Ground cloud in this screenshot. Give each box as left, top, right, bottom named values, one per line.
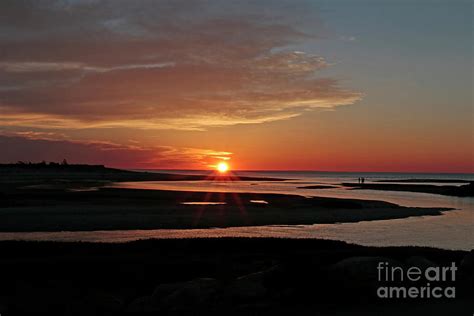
left=0, top=61, right=174, bottom=73
left=0, top=0, right=361, bottom=130
left=0, top=132, right=231, bottom=168
left=340, top=35, right=357, bottom=42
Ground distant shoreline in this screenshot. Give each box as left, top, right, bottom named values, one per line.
left=0, top=163, right=285, bottom=186
left=374, top=179, right=472, bottom=183
left=340, top=182, right=474, bottom=197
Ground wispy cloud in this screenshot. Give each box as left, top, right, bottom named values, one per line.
left=340, top=35, right=357, bottom=42
left=0, top=0, right=361, bottom=131
left=0, top=61, right=174, bottom=73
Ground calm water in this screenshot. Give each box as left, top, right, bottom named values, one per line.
left=1, top=171, right=473, bottom=250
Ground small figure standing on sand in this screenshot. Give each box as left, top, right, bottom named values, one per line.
left=358, top=177, right=361, bottom=184
left=361, top=177, right=365, bottom=184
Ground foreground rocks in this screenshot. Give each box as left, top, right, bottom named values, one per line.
left=0, top=238, right=472, bottom=315
left=128, top=269, right=275, bottom=313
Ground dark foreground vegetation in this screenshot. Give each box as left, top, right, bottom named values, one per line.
left=0, top=238, right=472, bottom=315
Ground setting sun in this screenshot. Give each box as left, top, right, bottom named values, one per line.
left=217, top=162, right=229, bottom=173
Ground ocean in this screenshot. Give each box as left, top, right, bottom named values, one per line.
left=1, top=171, right=473, bottom=250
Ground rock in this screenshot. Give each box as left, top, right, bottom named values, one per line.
left=128, top=278, right=219, bottom=312
left=331, top=256, right=398, bottom=281
left=159, top=278, right=219, bottom=311
left=126, top=296, right=151, bottom=313
left=226, top=271, right=267, bottom=300
left=329, top=256, right=402, bottom=297
left=405, top=256, right=438, bottom=270
left=83, top=291, right=123, bottom=313
left=460, top=250, right=474, bottom=274
left=221, top=265, right=287, bottom=301
left=151, top=281, right=186, bottom=303
left=126, top=282, right=185, bottom=312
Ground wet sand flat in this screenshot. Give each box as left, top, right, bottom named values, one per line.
left=0, top=186, right=452, bottom=232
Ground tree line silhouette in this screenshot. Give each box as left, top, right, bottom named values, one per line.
left=0, top=160, right=106, bottom=170
left=13, top=159, right=69, bottom=166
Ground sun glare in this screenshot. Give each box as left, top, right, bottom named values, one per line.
left=217, top=162, right=229, bottom=173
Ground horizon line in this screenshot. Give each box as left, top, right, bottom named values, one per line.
left=131, top=168, right=474, bottom=175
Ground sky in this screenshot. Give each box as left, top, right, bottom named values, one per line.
left=0, top=0, right=472, bottom=172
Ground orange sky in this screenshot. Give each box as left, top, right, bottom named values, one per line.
left=0, top=1, right=472, bottom=173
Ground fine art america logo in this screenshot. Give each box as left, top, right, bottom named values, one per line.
left=376, top=261, right=457, bottom=299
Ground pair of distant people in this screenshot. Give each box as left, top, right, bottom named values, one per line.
left=358, top=177, right=365, bottom=184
